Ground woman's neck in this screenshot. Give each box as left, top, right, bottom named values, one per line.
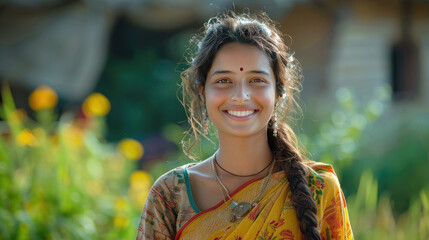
left=215, top=131, right=273, bottom=176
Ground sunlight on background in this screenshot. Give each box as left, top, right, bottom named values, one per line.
left=1, top=0, right=429, bottom=239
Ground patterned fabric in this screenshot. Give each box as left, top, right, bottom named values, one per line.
left=136, top=162, right=353, bottom=240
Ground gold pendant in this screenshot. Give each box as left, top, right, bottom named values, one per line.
left=231, top=202, right=251, bottom=219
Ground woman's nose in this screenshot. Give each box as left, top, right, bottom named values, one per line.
left=231, top=82, right=250, bottom=102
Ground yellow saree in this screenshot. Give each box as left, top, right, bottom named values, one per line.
left=136, top=162, right=353, bottom=240
left=176, top=162, right=353, bottom=240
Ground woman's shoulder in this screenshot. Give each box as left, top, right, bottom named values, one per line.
left=304, top=160, right=342, bottom=204
left=151, top=163, right=196, bottom=191
left=146, top=163, right=198, bottom=215
left=304, top=160, right=338, bottom=180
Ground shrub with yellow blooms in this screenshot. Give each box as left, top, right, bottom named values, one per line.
left=0, top=85, right=151, bottom=240
left=2, top=80, right=427, bottom=240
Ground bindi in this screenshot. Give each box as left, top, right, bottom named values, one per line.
left=240, top=67, right=243, bottom=71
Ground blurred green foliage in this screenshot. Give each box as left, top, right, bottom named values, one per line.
left=348, top=171, right=429, bottom=239
left=302, top=86, right=392, bottom=172
left=1, top=19, right=428, bottom=239
left=94, top=21, right=192, bottom=141
left=342, top=109, right=429, bottom=213
left=0, top=86, right=147, bottom=239
left=1, top=80, right=429, bottom=239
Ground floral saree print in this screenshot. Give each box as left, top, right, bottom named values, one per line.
left=137, top=162, right=353, bottom=240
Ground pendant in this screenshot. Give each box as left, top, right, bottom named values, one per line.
left=231, top=202, right=251, bottom=219
left=229, top=200, right=239, bottom=210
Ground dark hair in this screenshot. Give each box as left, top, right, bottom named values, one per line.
left=180, top=11, right=321, bottom=240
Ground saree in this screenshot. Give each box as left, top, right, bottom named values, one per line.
left=137, top=162, right=353, bottom=240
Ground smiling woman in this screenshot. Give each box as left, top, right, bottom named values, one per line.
left=137, top=11, right=353, bottom=240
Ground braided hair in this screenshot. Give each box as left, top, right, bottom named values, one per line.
left=180, top=11, right=321, bottom=240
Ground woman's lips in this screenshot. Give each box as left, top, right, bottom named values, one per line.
left=223, top=110, right=259, bottom=120
left=227, top=110, right=255, bottom=117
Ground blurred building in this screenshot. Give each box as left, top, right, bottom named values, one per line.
left=0, top=0, right=293, bottom=102
left=1, top=0, right=428, bottom=163
left=1, top=0, right=428, bottom=102
left=283, top=0, right=428, bottom=104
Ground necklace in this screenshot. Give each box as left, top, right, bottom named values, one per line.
left=211, top=154, right=275, bottom=222
left=215, top=156, right=273, bottom=177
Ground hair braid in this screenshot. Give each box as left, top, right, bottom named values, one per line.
left=287, top=160, right=321, bottom=240
left=269, top=123, right=321, bottom=240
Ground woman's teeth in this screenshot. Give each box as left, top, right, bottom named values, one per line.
left=227, top=110, right=255, bottom=117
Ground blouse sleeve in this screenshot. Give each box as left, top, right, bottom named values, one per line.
left=136, top=177, right=177, bottom=240
left=317, top=169, right=354, bottom=240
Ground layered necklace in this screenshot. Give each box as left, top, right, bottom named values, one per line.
left=211, top=154, right=275, bottom=222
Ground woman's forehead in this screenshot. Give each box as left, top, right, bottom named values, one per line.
left=209, top=42, right=272, bottom=74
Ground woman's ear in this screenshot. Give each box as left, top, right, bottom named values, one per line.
left=276, top=86, right=287, bottom=102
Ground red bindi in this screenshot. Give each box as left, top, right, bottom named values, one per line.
left=240, top=67, right=243, bottom=71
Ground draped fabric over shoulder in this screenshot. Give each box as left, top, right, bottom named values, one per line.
left=136, top=162, right=353, bottom=240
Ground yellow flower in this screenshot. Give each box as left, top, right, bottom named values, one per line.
left=16, top=129, right=38, bottom=146
left=115, top=197, right=130, bottom=212
left=113, top=214, right=129, bottom=228
left=28, top=86, right=58, bottom=111
left=118, top=138, right=144, bottom=160
left=82, top=93, right=110, bottom=117
left=129, top=170, right=152, bottom=209
left=129, top=170, right=152, bottom=190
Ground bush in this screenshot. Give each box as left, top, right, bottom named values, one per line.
left=0, top=85, right=148, bottom=240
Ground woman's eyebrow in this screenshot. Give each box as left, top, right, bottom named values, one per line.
left=248, top=70, right=270, bottom=75
left=210, top=70, right=234, bottom=77
left=210, top=69, right=270, bottom=77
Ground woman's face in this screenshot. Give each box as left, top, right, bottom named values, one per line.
left=204, top=42, right=276, bottom=138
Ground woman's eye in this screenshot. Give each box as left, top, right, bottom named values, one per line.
left=216, top=79, right=230, bottom=83
left=251, top=78, right=265, bottom=83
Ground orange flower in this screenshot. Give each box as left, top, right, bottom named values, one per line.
left=82, top=93, right=110, bottom=117
left=118, top=138, right=144, bottom=161
left=28, top=86, right=58, bottom=111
